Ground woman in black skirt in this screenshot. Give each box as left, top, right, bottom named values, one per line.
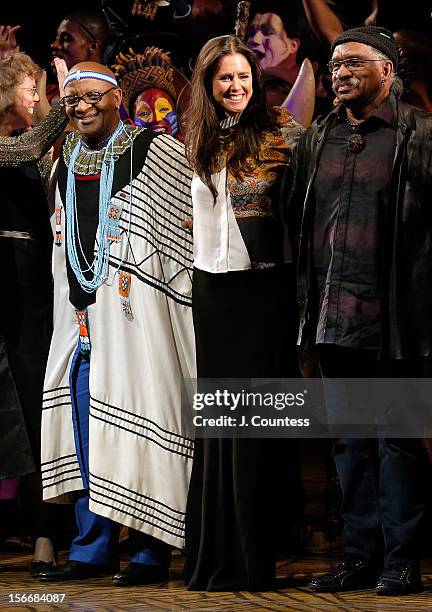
left=183, top=34, right=305, bottom=591
left=0, top=52, right=68, bottom=574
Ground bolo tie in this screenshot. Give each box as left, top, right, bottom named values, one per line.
left=346, top=119, right=366, bottom=154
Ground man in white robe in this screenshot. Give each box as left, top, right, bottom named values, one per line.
left=38, top=62, right=195, bottom=586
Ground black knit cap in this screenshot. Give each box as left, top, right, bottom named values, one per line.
left=331, top=26, right=398, bottom=68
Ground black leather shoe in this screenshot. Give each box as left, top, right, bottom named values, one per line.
left=29, top=560, right=55, bottom=578
left=375, top=563, right=423, bottom=596
left=309, top=555, right=379, bottom=592
left=112, top=562, right=168, bottom=587
left=37, top=560, right=115, bottom=582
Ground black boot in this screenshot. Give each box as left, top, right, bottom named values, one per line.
left=309, top=555, right=379, bottom=592
left=375, top=563, right=423, bottom=595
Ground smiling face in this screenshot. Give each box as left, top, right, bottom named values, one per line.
left=51, top=20, right=93, bottom=70
left=331, top=41, right=387, bottom=109
left=64, top=77, right=122, bottom=145
left=133, top=87, right=177, bottom=134
left=247, top=12, right=298, bottom=70
left=13, top=74, right=39, bottom=130
left=212, top=52, right=253, bottom=116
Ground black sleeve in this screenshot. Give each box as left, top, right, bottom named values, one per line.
left=281, top=130, right=308, bottom=262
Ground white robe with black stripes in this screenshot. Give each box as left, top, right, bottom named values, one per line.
left=41, top=132, right=195, bottom=549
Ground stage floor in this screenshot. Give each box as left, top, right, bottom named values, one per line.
left=1, top=550, right=432, bottom=610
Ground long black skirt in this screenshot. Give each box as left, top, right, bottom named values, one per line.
left=0, top=281, right=52, bottom=479
left=184, top=265, right=303, bottom=591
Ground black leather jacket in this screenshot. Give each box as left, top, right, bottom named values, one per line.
left=289, top=98, right=432, bottom=359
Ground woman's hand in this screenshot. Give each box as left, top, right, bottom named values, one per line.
left=54, top=57, right=68, bottom=99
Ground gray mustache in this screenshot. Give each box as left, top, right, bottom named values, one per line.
left=333, top=76, right=360, bottom=89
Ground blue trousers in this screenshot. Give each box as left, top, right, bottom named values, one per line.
left=68, top=347, right=171, bottom=568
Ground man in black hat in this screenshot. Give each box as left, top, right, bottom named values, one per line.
left=288, top=26, right=432, bottom=596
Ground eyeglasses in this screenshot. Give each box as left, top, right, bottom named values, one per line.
left=327, top=58, right=383, bottom=74
left=18, top=86, right=38, bottom=96
left=61, top=86, right=117, bottom=108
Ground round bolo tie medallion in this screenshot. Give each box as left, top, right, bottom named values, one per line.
left=346, top=117, right=366, bottom=153
left=347, top=132, right=366, bottom=153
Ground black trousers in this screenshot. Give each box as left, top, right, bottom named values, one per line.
left=318, top=345, right=429, bottom=566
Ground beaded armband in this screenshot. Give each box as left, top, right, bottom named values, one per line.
left=55, top=206, right=62, bottom=246
left=119, top=272, right=133, bottom=321
left=76, top=309, right=91, bottom=353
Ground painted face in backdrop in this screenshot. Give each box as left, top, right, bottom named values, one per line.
left=247, top=13, right=297, bottom=70
left=133, top=88, right=178, bottom=135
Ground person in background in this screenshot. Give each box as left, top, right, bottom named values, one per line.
left=247, top=5, right=302, bottom=83
left=247, top=3, right=322, bottom=124
left=0, top=22, right=59, bottom=123
left=300, top=0, right=432, bottom=112
left=48, top=9, right=114, bottom=106
left=51, top=9, right=113, bottom=71
left=112, top=45, right=191, bottom=139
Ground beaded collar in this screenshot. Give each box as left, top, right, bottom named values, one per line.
left=63, top=124, right=142, bottom=175
left=65, top=121, right=135, bottom=294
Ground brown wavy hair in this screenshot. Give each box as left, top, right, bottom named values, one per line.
left=0, top=52, right=40, bottom=118
left=183, top=35, right=271, bottom=200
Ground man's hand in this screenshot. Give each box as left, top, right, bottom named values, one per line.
left=54, top=57, right=68, bottom=99
left=0, top=24, right=20, bottom=55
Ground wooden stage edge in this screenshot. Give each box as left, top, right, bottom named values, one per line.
left=1, top=550, right=432, bottom=610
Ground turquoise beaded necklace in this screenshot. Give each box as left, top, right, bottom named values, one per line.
left=65, top=121, right=132, bottom=293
